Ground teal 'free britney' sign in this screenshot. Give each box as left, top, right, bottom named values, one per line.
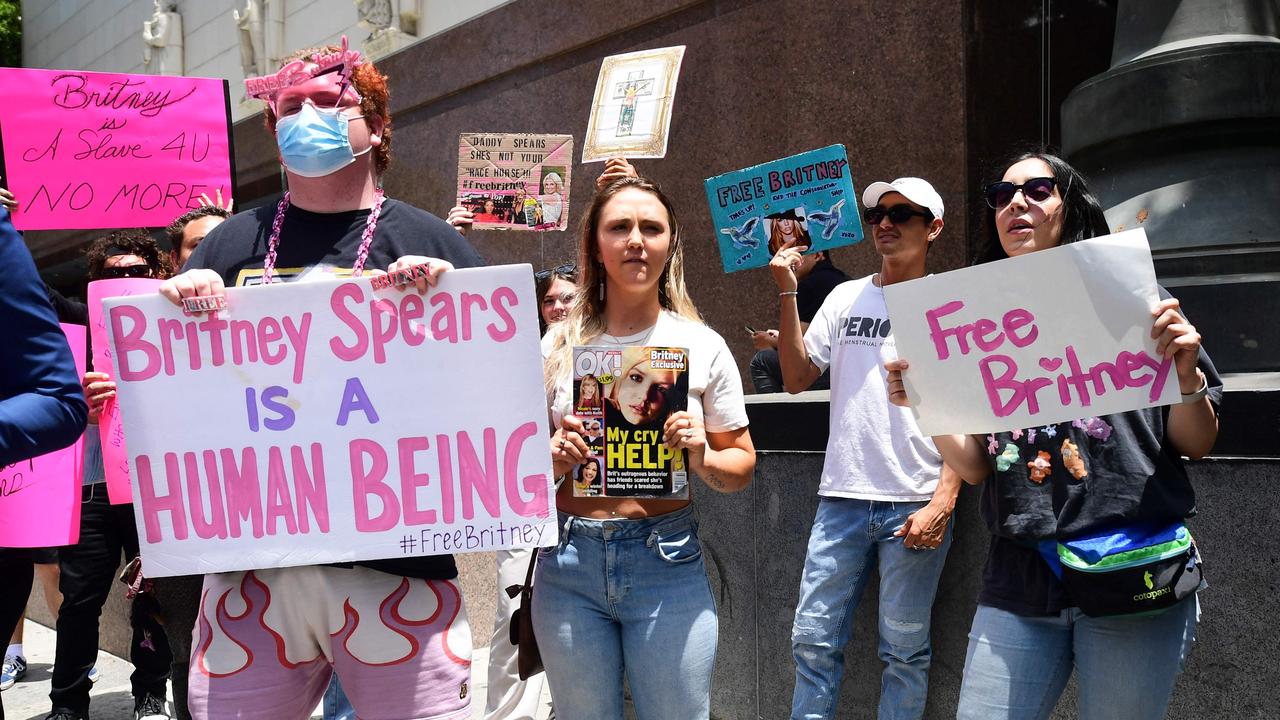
left=703, top=144, right=864, bottom=273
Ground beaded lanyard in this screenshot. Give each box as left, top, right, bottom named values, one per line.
left=261, top=188, right=386, bottom=284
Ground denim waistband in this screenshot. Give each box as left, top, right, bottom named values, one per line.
left=558, top=505, right=696, bottom=540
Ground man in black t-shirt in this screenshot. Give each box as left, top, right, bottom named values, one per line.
left=748, top=249, right=849, bottom=393
left=161, top=41, right=481, bottom=720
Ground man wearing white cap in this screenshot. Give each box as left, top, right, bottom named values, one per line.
left=768, top=177, right=961, bottom=719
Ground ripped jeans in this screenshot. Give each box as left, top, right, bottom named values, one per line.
left=791, top=497, right=952, bottom=720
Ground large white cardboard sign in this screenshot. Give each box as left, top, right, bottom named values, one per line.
left=883, top=229, right=1180, bottom=436
left=104, top=266, right=556, bottom=577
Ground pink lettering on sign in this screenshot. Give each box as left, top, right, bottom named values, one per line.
left=135, top=444, right=330, bottom=543
left=349, top=428, right=548, bottom=532
left=132, top=429, right=547, bottom=544
left=925, top=300, right=1040, bottom=361
left=89, top=279, right=165, bottom=504
left=978, top=344, right=1174, bottom=418
left=0, top=67, right=232, bottom=231
left=329, top=282, right=519, bottom=361
left=0, top=324, right=88, bottom=547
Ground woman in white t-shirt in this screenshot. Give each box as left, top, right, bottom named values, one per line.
left=537, top=175, right=756, bottom=719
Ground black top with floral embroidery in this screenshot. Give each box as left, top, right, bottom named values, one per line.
left=977, top=344, right=1223, bottom=616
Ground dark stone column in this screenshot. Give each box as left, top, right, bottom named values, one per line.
left=1061, top=0, right=1280, bottom=373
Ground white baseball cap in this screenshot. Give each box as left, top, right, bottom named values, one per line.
left=861, top=177, right=944, bottom=221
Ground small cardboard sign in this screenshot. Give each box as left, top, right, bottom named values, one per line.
left=456, top=133, right=573, bottom=231
left=704, top=145, right=864, bottom=273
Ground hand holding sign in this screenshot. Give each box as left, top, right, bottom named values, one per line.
left=596, top=157, right=638, bottom=190
left=1151, top=297, right=1205, bottom=390
left=768, top=237, right=809, bottom=292
left=0, top=180, right=17, bottom=213
left=446, top=205, right=474, bottom=235
left=82, top=371, right=116, bottom=423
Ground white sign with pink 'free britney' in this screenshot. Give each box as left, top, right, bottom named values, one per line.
left=884, top=229, right=1181, bottom=436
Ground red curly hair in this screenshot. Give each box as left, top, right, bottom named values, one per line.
left=264, top=46, right=392, bottom=175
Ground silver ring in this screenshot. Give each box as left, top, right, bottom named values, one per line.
left=684, top=429, right=695, bottom=439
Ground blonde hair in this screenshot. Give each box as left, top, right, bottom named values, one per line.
left=544, top=177, right=701, bottom=396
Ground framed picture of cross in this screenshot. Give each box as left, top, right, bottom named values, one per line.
left=582, top=45, right=686, bottom=162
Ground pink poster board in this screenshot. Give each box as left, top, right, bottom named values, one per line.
left=0, top=67, right=233, bottom=231
left=89, top=279, right=164, bottom=504
left=0, top=324, right=87, bottom=547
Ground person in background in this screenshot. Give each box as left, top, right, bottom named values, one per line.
left=0, top=206, right=88, bottom=720
left=166, top=204, right=231, bottom=272
left=2, top=557, right=62, bottom=692
left=748, top=211, right=849, bottom=393
left=437, top=200, right=579, bottom=720
left=46, top=231, right=175, bottom=720
left=535, top=264, right=578, bottom=335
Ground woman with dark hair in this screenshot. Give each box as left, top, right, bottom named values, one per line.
left=888, top=151, right=1221, bottom=720
left=534, top=263, right=579, bottom=333
left=971, top=151, right=1110, bottom=264
left=539, top=174, right=756, bottom=719
left=573, top=457, right=602, bottom=494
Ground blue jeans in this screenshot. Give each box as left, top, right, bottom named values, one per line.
left=957, top=596, right=1199, bottom=720
left=322, top=674, right=355, bottom=720
left=791, top=497, right=952, bottom=720
left=531, top=507, right=717, bottom=720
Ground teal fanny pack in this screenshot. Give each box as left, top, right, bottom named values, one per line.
left=1038, top=521, right=1202, bottom=617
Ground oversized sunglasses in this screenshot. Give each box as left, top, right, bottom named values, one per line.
left=985, top=177, right=1058, bottom=210
left=863, top=204, right=932, bottom=226
left=98, top=264, right=153, bottom=279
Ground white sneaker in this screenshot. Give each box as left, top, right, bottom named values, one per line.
left=87, top=666, right=101, bottom=684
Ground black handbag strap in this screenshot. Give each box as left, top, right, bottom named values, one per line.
left=505, top=550, right=539, bottom=599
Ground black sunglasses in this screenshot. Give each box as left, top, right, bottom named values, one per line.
left=534, top=262, right=577, bottom=281
left=863, top=204, right=932, bottom=226
left=98, top=264, right=153, bottom=280
left=984, top=177, right=1058, bottom=210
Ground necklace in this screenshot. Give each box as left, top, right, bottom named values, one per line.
left=262, top=188, right=385, bottom=284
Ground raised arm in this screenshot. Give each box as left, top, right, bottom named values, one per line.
left=770, top=238, right=823, bottom=392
